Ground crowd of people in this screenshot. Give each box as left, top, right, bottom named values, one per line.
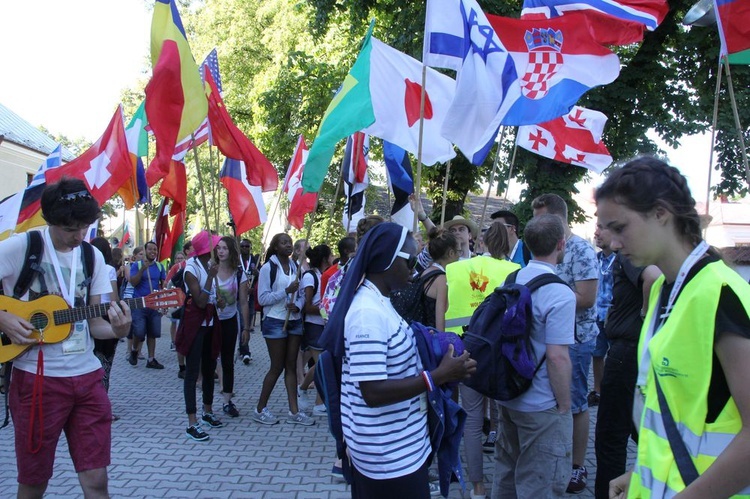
left=1, top=155, right=749, bottom=499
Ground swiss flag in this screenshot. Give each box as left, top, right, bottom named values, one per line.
left=46, top=106, right=133, bottom=206
left=516, top=106, right=612, bottom=173
left=282, top=136, right=317, bottom=230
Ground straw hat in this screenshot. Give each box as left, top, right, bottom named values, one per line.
left=443, top=215, right=479, bottom=239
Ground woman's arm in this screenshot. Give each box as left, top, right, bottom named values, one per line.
left=431, top=274, right=448, bottom=331
left=674, top=332, right=750, bottom=498
left=304, top=285, right=320, bottom=316
left=238, top=277, right=251, bottom=344
left=185, top=268, right=215, bottom=309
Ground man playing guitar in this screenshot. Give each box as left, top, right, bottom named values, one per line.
left=0, top=178, right=132, bottom=499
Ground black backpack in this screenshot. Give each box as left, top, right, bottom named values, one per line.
left=390, top=270, right=445, bottom=324
left=462, top=270, right=567, bottom=401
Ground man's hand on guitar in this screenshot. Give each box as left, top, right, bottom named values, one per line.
left=107, top=300, right=132, bottom=338
left=0, top=310, right=37, bottom=345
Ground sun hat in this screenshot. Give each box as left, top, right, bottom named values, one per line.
left=191, top=230, right=221, bottom=256
left=443, top=215, right=479, bottom=239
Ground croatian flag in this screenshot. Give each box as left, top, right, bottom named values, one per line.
left=521, top=0, right=668, bottom=45
left=486, top=13, right=620, bottom=126
left=423, top=0, right=519, bottom=165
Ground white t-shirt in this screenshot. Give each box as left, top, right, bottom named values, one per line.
left=101, top=264, right=117, bottom=304
left=257, top=255, right=300, bottom=321
left=0, top=229, right=111, bottom=377
left=299, top=269, right=324, bottom=326
left=342, top=280, right=431, bottom=479
left=184, top=257, right=216, bottom=326
left=215, top=269, right=247, bottom=321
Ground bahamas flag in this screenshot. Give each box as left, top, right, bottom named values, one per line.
left=715, top=0, right=750, bottom=64
left=302, top=25, right=456, bottom=193
left=146, top=0, right=208, bottom=185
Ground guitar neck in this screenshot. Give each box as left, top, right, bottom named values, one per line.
left=52, top=297, right=146, bottom=325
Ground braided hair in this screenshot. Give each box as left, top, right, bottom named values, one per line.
left=595, top=156, right=702, bottom=246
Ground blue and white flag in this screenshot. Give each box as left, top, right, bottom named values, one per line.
left=383, top=141, right=414, bottom=229
left=29, top=144, right=62, bottom=187
left=423, top=0, right=518, bottom=165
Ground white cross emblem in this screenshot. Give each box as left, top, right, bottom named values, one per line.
left=84, top=151, right=112, bottom=190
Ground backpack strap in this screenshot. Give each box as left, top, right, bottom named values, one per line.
left=523, top=272, right=566, bottom=293
left=80, top=241, right=95, bottom=304
left=12, top=231, right=45, bottom=299
left=269, top=260, right=278, bottom=288
left=504, top=269, right=520, bottom=286
left=302, top=269, right=319, bottom=296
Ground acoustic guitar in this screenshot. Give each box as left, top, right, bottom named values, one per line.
left=0, top=288, right=185, bottom=363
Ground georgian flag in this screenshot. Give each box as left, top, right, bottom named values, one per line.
left=517, top=106, right=613, bottom=173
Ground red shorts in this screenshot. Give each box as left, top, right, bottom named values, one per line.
left=9, top=368, right=111, bottom=485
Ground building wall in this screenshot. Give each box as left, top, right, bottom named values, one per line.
left=0, top=141, right=43, bottom=199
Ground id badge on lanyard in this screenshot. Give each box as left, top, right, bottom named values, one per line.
left=44, top=230, right=88, bottom=355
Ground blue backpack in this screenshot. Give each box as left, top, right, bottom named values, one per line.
left=462, top=270, right=567, bottom=401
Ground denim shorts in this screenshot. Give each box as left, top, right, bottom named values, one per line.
left=593, top=321, right=609, bottom=358
left=261, top=316, right=303, bottom=340
left=131, top=308, right=162, bottom=340
left=569, top=338, right=596, bottom=414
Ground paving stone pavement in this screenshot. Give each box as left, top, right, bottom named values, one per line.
left=0, top=315, right=635, bottom=498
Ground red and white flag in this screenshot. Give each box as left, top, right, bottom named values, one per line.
left=283, top=136, right=318, bottom=230
left=46, top=106, right=134, bottom=205
left=517, top=106, right=612, bottom=173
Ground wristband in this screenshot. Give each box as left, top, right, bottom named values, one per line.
left=202, top=287, right=211, bottom=295
left=421, top=370, right=435, bottom=392
left=418, top=213, right=427, bottom=222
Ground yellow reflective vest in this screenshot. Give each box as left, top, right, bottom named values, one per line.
left=444, top=256, right=520, bottom=335
left=629, top=261, right=750, bottom=498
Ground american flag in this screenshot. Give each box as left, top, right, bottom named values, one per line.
left=200, top=48, right=223, bottom=97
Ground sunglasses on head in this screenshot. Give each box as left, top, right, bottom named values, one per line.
left=396, top=251, right=418, bottom=270
left=59, top=190, right=93, bottom=203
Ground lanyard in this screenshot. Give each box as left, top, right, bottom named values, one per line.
left=43, top=229, right=79, bottom=307
left=599, top=252, right=616, bottom=275
left=636, top=240, right=709, bottom=388
left=431, top=263, right=446, bottom=273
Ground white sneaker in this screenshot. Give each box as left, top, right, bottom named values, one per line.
left=286, top=411, right=315, bottom=426
left=313, top=404, right=327, bottom=416
left=252, top=407, right=279, bottom=425
left=297, top=386, right=312, bottom=412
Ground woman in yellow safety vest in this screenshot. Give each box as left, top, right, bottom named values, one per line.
left=596, top=157, right=750, bottom=499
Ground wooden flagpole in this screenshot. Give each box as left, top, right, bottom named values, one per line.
left=208, top=144, right=220, bottom=231
left=478, top=126, right=507, bottom=233
left=503, top=136, right=519, bottom=201
left=413, top=64, right=428, bottom=234
left=722, top=56, right=750, bottom=187
left=262, top=188, right=282, bottom=251
left=191, top=135, right=212, bottom=233
left=705, top=57, right=724, bottom=219
left=440, top=160, right=451, bottom=226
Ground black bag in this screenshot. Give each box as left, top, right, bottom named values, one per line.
left=390, top=270, right=445, bottom=324
left=462, top=270, right=566, bottom=401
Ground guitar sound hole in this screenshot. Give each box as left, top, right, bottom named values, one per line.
left=30, top=313, right=49, bottom=331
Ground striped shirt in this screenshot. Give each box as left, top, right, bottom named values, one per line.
left=342, top=280, right=431, bottom=479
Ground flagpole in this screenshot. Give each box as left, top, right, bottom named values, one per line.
left=191, top=135, right=212, bottom=232
left=413, top=64, right=428, bottom=234
left=478, top=126, right=507, bottom=232
left=705, top=57, right=724, bottom=223
left=326, top=156, right=346, bottom=244
left=262, top=188, right=283, bottom=251
left=440, top=160, right=451, bottom=226
left=722, top=56, right=750, bottom=187
left=504, top=135, right=519, bottom=201
left=208, top=144, right=220, bottom=231
left=345, top=135, right=362, bottom=235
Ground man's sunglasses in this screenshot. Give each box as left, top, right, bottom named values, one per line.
left=397, top=251, right=418, bottom=270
